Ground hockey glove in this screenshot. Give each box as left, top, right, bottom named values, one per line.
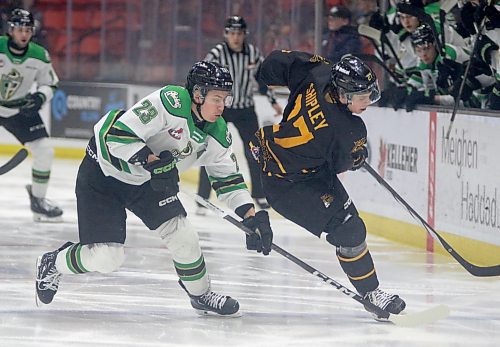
left=489, top=82, right=500, bottom=110
left=242, top=210, right=273, bottom=256
left=436, top=59, right=462, bottom=94
left=450, top=74, right=481, bottom=102
left=143, top=150, right=179, bottom=194
left=350, top=146, right=368, bottom=171
left=21, top=92, right=45, bottom=115
left=391, top=86, right=408, bottom=111
left=405, top=89, right=435, bottom=112
left=476, top=35, right=499, bottom=66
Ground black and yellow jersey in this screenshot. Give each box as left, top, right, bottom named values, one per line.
left=253, top=50, right=367, bottom=181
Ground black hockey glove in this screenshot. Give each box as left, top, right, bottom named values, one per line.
left=368, top=12, right=387, bottom=32
left=476, top=35, right=499, bottom=66
left=350, top=146, right=368, bottom=171
left=143, top=150, right=179, bottom=194
left=21, top=92, right=45, bottom=115
left=405, top=89, right=435, bottom=112
left=242, top=210, right=273, bottom=256
left=391, top=86, right=408, bottom=111
left=450, top=74, right=481, bottom=102
left=489, top=82, right=500, bottom=110
left=460, top=2, right=478, bottom=36
left=436, top=59, right=462, bottom=94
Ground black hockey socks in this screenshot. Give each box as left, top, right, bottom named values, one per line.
left=336, top=246, right=379, bottom=295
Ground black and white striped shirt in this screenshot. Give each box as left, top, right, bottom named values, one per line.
left=205, top=42, right=276, bottom=110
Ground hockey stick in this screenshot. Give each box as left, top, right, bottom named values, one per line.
left=192, top=194, right=450, bottom=327
left=362, top=162, right=500, bottom=277
left=445, top=7, right=490, bottom=139
left=353, top=53, right=405, bottom=85
left=0, top=148, right=28, bottom=175
left=358, top=25, right=406, bottom=74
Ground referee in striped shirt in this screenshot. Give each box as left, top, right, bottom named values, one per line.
left=197, top=15, right=282, bottom=214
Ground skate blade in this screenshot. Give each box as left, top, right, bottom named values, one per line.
left=388, top=304, right=450, bottom=327
left=33, top=214, right=64, bottom=223
left=35, top=256, right=43, bottom=307
left=194, top=309, right=242, bottom=318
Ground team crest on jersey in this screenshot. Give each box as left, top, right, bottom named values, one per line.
left=168, top=128, right=183, bottom=140
left=226, top=129, right=232, bottom=145
left=170, top=141, right=193, bottom=160
left=320, top=193, right=334, bottom=208
left=0, top=68, right=23, bottom=99
left=163, top=90, right=182, bottom=109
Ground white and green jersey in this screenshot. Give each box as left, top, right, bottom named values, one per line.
left=408, top=43, right=469, bottom=92
left=94, top=85, right=253, bottom=212
left=0, top=36, right=59, bottom=117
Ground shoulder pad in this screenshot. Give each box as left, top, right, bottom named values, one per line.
left=27, top=42, right=51, bottom=63
left=159, top=86, right=192, bottom=118
left=204, top=117, right=232, bottom=148
left=0, top=36, right=8, bottom=54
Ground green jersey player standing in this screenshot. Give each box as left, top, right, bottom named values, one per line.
left=0, top=8, right=62, bottom=222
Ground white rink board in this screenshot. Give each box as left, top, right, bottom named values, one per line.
left=342, top=107, right=429, bottom=226
left=435, top=113, right=500, bottom=245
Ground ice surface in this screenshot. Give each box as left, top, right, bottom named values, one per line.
left=0, top=155, right=499, bottom=346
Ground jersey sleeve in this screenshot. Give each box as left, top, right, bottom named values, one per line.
left=203, top=140, right=254, bottom=212
left=257, top=50, right=329, bottom=95
left=254, top=47, right=278, bottom=105
left=35, top=51, right=59, bottom=102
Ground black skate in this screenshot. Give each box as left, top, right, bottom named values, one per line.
left=179, top=280, right=240, bottom=317
left=35, top=242, right=73, bottom=306
left=363, top=288, right=406, bottom=321
left=26, top=185, right=63, bottom=222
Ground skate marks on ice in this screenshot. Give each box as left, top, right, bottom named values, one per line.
left=0, top=157, right=499, bottom=346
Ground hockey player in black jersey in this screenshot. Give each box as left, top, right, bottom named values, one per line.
left=251, top=50, right=406, bottom=320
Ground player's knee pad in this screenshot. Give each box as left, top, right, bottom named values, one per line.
left=156, top=215, right=202, bottom=262
left=84, top=243, right=125, bottom=273
left=25, top=137, right=54, bottom=171
left=325, top=214, right=367, bottom=248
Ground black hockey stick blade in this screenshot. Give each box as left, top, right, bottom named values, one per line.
left=0, top=148, right=28, bottom=175
left=363, top=162, right=500, bottom=277
left=192, top=193, right=449, bottom=327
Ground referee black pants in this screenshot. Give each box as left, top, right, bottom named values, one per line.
left=198, top=107, right=265, bottom=200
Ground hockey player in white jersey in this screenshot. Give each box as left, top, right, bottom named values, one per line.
left=0, top=8, right=62, bottom=222
left=35, top=61, right=273, bottom=317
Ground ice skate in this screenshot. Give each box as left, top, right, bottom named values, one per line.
left=35, top=242, right=72, bottom=306
left=363, top=288, right=406, bottom=321
left=26, top=185, right=63, bottom=222
left=179, top=280, right=240, bottom=317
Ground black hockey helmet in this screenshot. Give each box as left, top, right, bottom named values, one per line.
left=8, top=8, right=35, bottom=30
left=186, top=61, right=233, bottom=105
left=411, top=24, right=435, bottom=47
left=397, top=0, right=424, bottom=18
left=331, top=55, right=380, bottom=104
left=225, top=16, right=248, bottom=33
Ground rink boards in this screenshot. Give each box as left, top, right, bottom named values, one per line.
left=341, top=107, right=500, bottom=265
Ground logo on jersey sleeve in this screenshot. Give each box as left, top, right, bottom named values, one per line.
left=164, top=90, right=182, bottom=109
left=0, top=68, right=23, bottom=99
left=168, top=128, right=183, bottom=140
